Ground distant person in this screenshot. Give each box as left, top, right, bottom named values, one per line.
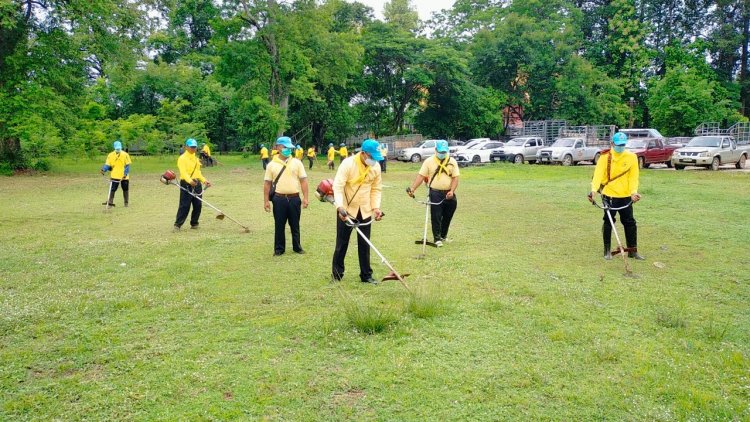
left=263, top=136, right=309, bottom=256
left=379, top=142, right=388, bottom=173
left=338, top=143, right=348, bottom=163
left=200, top=142, right=214, bottom=166
left=295, top=144, right=304, bottom=160
left=589, top=132, right=644, bottom=260
left=174, top=138, right=212, bottom=231
left=179, top=145, right=185, bottom=155
left=101, top=140, right=132, bottom=208
left=327, top=143, right=336, bottom=170
left=331, top=139, right=383, bottom=284
left=406, top=140, right=460, bottom=246
left=307, top=146, right=316, bottom=169
left=260, top=144, right=269, bottom=169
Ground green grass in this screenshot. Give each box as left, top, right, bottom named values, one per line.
left=1, top=155, right=749, bottom=420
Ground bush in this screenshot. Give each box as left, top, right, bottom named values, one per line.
left=0, top=162, right=13, bottom=176
left=32, top=159, right=51, bottom=172
left=343, top=301, right=400, bottom=334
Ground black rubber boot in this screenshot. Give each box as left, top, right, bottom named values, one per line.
left=123, top=190, right=129, bottom=207
left=602, top=224, right=612, bottom=260
left=624, top=225, right=643, bottom=259
left=105, top=190, right=115, bottom=207
left=628, top=249, right=646, bottom=260
left=604, top=245, right=612, bottom=260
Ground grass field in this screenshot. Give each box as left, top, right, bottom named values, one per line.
left=1, top=155, right=749, bottom=420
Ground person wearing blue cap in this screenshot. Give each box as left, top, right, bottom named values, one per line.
left=589, top=132, right=644, bottom=260
left=295, top=144, right=304, bottom=160
left=100, top=140, right=132, bottom=208
left=378, top=142, right=388, bottom=173
left=260, top=144, right=270, bottom=169
left=264, top=136, right=309, bottom=255
left=174, top=138, right=212, bottom=230
left=338, top=143, right=348, bottom=163
left=331, top=138, right=383, bottom=284
left=406, top=140, right=460, bottom=247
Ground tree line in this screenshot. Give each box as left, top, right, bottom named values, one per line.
left=0, top=0, right=748, bottom=171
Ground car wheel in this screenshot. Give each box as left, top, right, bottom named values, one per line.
left=410, top=154, right=421, bottom=163
left=643, top=162, right=651, bottom=169
left=638, top=156, right=645, bottom=169
left=736, top=154, right=746, bottom=169
left=593, top=152, right=600, bottom=164
left=562, top=155, right=573, bottom=166
left=513, top=154, right=524, bottom=164
left=675, top=165, right=685, bottom=170
left=711, top=156, right=720, bottom=171
left=666, top=160, right=673, bottom=168
left=472, top=155, right=480, bottom=163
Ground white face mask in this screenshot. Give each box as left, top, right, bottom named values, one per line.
left=436, top=152, right=447, bottom=160
left=364, top=158, right=377, bottom=167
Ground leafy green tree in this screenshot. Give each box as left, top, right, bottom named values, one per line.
left=384, top=0, right=420, bottom=32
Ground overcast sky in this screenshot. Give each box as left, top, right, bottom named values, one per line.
left=350, top=0, right=456, bottom=21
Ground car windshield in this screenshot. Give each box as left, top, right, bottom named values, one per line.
left=551, top=139, right=576, bottom=147
left=626, top=140, right=648, bottom=148
left=687, top=137, right=721, bottom=147
left=506, top=140, right=526, bottom=146
left=462, top=140, right=481, bottom=149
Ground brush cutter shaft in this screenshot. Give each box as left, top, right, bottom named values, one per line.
left=170, top=181, right=250, bottom=232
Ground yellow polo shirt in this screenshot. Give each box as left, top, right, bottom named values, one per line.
left=202, top=145, right=211, bottom=156
left=419, top=155, right=460, bottom=191
left=295, top=148, right=304, bottom=160
left=177, top=152, right=206, bottom=184
left=264, top=156, right=307, bottom=195
left=591, top=150, right=639, bottom=197
left=339, top=146, right=348, bottom=158
left=307, top=147, right=315, bottom=158
left=327, top=147, right=336, bottom=161
left=333, top=152, right=382, bottom=219
left=105, top=150, right=132, bottom=180
left=260, top=147, right=269, bottom=159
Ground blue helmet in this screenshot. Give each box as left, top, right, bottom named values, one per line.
left=613, top=132, right=628, bottom=146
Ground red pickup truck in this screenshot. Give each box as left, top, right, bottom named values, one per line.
left=625, top=138, right=680, bottom=168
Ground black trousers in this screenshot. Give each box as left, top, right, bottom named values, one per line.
left=272, top=195, right=302, bottom=254
left=379, top=159, right=387, bottom=173
left=107, top=179, right=129, bottom=205
left=332, top=211, right=372, bottom=281
left=262, top=158, right=269, bottom=170
left=430, top=189, right=457, bottom=242
left=308, top=157, right=314, bottom=169
left=602, top=195, right=637, bottom=249
left=174, top=181, right=203, bottom=227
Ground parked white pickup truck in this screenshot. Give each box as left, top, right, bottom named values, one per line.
left=672, top=136, right=749, bottom=170
left=537, top=137, right=604, bottom=166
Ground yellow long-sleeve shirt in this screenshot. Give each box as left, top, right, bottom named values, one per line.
left=260, top=147, right=269, bottom=159
left=590, top=150, right=639, bottom=197
left=177, top=151, right=206, bottom=184
left=202, top=145, right=211, bottom=156
left=307, top=147, right=315, bottom=158
left=339, top=147, right=348, bottom=158
left=104, top=150, right=131, bottom=180
left=333, top=152, right=382, bottom=219
left=295, top=148, right=304, bottom=160
left=327, top=147, right=336, bottom=161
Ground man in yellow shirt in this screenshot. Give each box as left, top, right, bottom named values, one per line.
left=100, top=140, right=132, bottom=208
left=406, top=140, right=460, bottom=246
left=379, top=142, right=388, bottom=173
left=174, top=138, right=212, bottom=231
left=332, top=139, right=383, bottom=284
left=589, top=132, right=643, bottom=260
left=306, top=146, right=316, bottom=169
left=327, top=143, right=336, bottom=170
left=264, top=136, right=309, bottom=255
left=260, top=144, right=270, bottom=169
left=295, top=144, right=304, bottom=160
left=200, top=142, right=214, bottom=166
left=338, top=143, right=348, bottom=163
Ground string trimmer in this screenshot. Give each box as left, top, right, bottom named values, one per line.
left=315, top=179, right=410, bottom=291
left=160, top=170, right=250, bottom=233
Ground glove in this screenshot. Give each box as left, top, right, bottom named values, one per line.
left=406, top=187, right=414, bottom=198
left=587, top=192, right=594, bottom=203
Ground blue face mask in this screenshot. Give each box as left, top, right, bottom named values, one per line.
left=280, top=147, right=292, bottom=157
left=613, top=145, right=626, bottom=153
left=436, top=152, right=447, bottom=160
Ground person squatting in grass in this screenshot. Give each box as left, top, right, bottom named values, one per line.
left=589, top=132, right=645, bottom=260
left=331, top=139, right=384, bottom=284
left=338, top=143, right=348, bottom=163
left=260, top=144, right=270, bottom=170
left=101, top=140, right=132, bottom=208
left=264, top=136, right=310, bottom=256
left=174, top=138, right=212, bottom=231
left=406, top=140, right=460, bottom=247
left=307, top=146, right=316, bottom=169
left=327, top=143, right=336, bottom=170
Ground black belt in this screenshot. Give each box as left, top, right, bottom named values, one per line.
left=275, top=193, right=299, bottom=198
left=430, top=188, right=449, bottom=193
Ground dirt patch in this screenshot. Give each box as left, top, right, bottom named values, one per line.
left=332, top=388, right=366, bottom=406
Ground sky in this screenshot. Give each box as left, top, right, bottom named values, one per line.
left=350, top=0, right=456, bottom=21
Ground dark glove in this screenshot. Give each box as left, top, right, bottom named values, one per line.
left=587, top=192, right=594, bottom=203
left=406, top=187, right=414, bottom=198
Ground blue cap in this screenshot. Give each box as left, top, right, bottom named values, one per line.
left=260, top=144, right=265, bottom=148
left=186, top=138, right=198, bottom=147
left=276, top=136, right=294, bottom=149
left=361, top=139, right=383, bottom=161
left=340, top=143, right=345, bottom=147
left=329, top=143, right=333, bottom=147
left=436, top=140, right=449, bottom=153
left=613, top=132, right=628, bottom=146
left=296, top=145, right=302, bottom=149
left=113, top=141, right=122, bottom=151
